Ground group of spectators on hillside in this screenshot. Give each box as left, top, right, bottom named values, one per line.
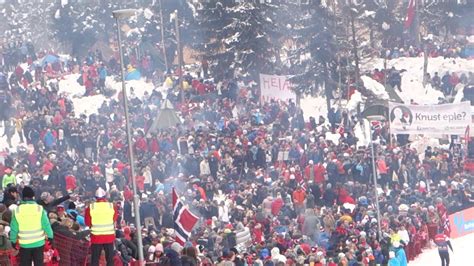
left=0, top=44, right=473, bottom=266
left=382, top=35, right=473, bottom=60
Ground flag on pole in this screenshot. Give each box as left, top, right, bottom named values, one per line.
left=172, top=188, right=199, bottom=245
left=404, top=0, right=416, bottom=30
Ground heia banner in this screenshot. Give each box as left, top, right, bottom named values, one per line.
left=388, top=101, right=471, bottom=135
left=259, top=74, right=296, bottom=103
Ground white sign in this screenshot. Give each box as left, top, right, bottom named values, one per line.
left=388, top=102, right=471, bottom=135
left=259, top=74, right=296, bottom=103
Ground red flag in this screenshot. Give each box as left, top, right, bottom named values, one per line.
left=404, top=0, right=416, bottom=30
left=172, top=188, right=199, bottom=245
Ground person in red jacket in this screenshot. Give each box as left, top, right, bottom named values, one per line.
left=85, top=188, right=118, bottom=266
left=65, top=174, right=77, bottom=193
left=271, top=194, right=284, bottom=217
left=305, top=160, right=326, bottom=184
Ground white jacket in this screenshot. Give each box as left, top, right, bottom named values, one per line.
left=200, top=160, right=211, bottom=176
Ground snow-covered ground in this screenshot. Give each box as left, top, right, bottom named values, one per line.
left=56, top=74, right=158, bottom=117
left=300, top=95, right=329, bottom=121
left=364, top=57, right=474, bottom=104
left=411, top=233, right=474, bottom=265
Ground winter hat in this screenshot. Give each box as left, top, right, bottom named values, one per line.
left=259, top=248, right=270, bottom=259
left=155, top=243, right=164, bottom=253
left=171, top=242, right=183, bottom=254
left=300, top=243, right=311, bottom=255
left=68, top=202, right=76, bottom=210
left=40, top=192, right=50, bottom=201
left=95, top=187, right=106, bottom=198
left=22, top=186, right=35, bottom=200
left=148, top=245, right=156, bottom=253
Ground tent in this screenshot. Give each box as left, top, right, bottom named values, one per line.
left=147, top=99, right=181, bottom=135
left=41, top=54, right=60, bottom=66
left=361, top=100, right=389, bottom=121
left=126, top=67, right=141, bottom=81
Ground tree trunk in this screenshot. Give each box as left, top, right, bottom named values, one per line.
left=422, top=43, right=429, bottom=87
left=350, top=8, right=360, bottom=81
left=323, top=62, right=331, bottom=113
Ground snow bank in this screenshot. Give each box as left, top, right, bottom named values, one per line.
left=0, top=132, right=23, bottom=153
left=70, top=95, right=108, bottom=117
left=300, top=95, right=328, bottom=121
left=56, top=73, right=158, bottom=117
left=58, top=74, right=86, bottom=97
left=105, top=77, right=156, bottom=99
left=346, top=91, right=363, bottom=111
left=364, top=57, right=474, bottom=104
left=361, top=75, right=389, bottom=100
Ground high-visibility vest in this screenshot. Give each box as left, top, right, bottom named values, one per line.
left=90, top=202, right=115, bottom=236
left=14, top=204, right=45, bottom=245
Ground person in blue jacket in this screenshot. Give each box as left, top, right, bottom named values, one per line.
left=392, top=241, right=407, bottom=266
left=388, top=251, right=400, bottom=266
left=66, top=202, right=85, bottom=227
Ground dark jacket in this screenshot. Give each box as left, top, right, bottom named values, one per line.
left=139, top=201, right=160, bottom=225
left=164, top=248, right=182, bottom=266
left=37, top=194, right=70, bottom=213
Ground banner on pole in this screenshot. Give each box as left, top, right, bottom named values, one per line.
left=259, top=74, right=296, bottom=103
left=388, top=102, right=471, bottom=135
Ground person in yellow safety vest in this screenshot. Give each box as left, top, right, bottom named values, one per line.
left=10, top=186, right=54, bottom=266
left=85, top=187, right=118, bottom=266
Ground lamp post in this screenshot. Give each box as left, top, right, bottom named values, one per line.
left=363, top=117, right=383, bottom=242
left=112, top=9, right=144, bottom=264
left=158, top=0, right=168, bottom=71
left=171, top=10, right=184, bottom=103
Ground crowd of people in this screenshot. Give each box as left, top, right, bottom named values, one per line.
left=427, top=71, right=474, bottom=97
left=0, top=42, right=473, bottom=266
left=381, top=35, right=473, bottom=60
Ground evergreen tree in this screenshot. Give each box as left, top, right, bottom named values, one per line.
left=53, top=1, right=129, bottom=56
left=193, top=0, right=279, bottom=81
left=287, top=1, right=340, bottom=107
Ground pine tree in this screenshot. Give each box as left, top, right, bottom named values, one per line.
left=193, top=0, right=279, bottom=81
left=287, top=1, right=341, bottom=107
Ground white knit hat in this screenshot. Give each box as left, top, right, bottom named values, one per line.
left=95, top=187, right=106, bottom=198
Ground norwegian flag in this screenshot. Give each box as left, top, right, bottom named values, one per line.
left=441, top=211, right=451, bottom=237
left=173, top=188, right=199, bottom=245
left=298, top=178, right=307, bottom=192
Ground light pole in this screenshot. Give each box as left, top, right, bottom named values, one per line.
left=171, top=10, right=184, bottom=104
left=363, top=117, right=383, bottom=242
left=159, top=0, right=168, bottom=71
left=112, top=9, right=144, bottom=264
